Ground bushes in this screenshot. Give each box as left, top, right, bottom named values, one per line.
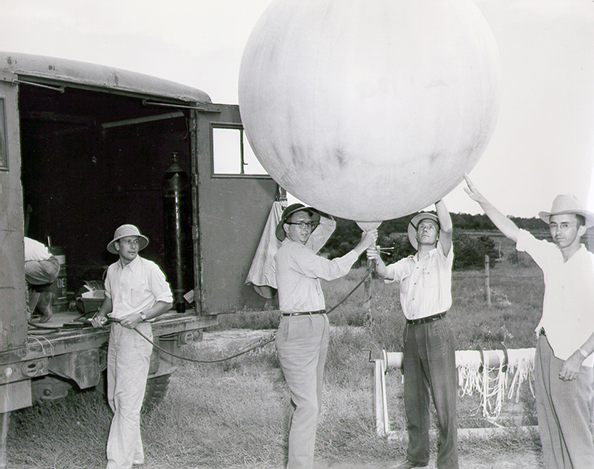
left=453, top=231, right=499, bottom=270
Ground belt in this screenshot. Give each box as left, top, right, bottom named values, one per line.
left=282, top=310, right=326, bottom=317
left=406, top=312, right=446, bottom=325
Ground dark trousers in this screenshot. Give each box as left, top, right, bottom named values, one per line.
left=403, top=317, right=458, bottom=469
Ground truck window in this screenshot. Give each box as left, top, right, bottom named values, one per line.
left=212, top=126, right=267, bottom=176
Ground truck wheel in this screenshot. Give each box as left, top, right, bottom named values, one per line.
left=142, top=374, right=171, bottom=412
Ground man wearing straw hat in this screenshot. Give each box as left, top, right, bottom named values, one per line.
left=464, top=175, right=594, bottom=468
left=91, top=224, right=173, bottom=469
left=274, top=203, right=377, bottom=469
left=368, top=200, right=457, bottom=469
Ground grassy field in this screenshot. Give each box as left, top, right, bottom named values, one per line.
left=4, top=237, right=548, bottom=468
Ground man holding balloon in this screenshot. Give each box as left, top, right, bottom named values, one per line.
left=464, top=175, right=594, bottom=469
left=368, top=200, right=458, bottom=469
left=274, top=203, right=377, bottom=469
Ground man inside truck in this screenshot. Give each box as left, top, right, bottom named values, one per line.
left=91, top=224, right=173, bottom=469
left=24, top=236, right=61, bottom=323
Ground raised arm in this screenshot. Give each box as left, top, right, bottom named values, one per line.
left=435, top=199, right=453, bottom=256
left=464, top=174, right=520, bottom=242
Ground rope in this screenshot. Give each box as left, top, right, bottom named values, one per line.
left=135, top=328, right=277, bottom=364
left=134, top=266, right=373, bottom=364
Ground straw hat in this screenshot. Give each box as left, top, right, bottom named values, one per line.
left=538, top=194, right=594, bottom=228
left=407, top=212, right=439, bottom=250
left=275, top=203, right=321, bottom=241
left=107, top=224, right=149, bottom=254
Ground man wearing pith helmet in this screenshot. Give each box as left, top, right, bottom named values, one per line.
left=464, top=175, right=594, bottom=468
left=91, top=224, right=173, bottom=469
left=274, top=203, right=377, bottom=469
left=368, top=200, right=457, bottom=469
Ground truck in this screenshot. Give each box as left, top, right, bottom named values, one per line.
left=0, top=51, right=280, bottom=413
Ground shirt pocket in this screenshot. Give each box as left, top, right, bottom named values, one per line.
left=420, top=268, right=439, bottom=294
left=130, top=282, right=149, bottom=306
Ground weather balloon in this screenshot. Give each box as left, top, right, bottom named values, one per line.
left=239, top=0, right=500, bottom=222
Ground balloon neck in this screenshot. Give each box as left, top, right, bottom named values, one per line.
left=356, top=221, right=382, bottom=232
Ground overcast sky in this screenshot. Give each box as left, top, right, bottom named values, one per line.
left=2, top=0, right=594, bottom=218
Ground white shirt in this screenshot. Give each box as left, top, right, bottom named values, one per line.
left=384, top=240, right=453, bottom=320
left=517, top=229, right=594, bottom=366
left=274, top=216, right=359, bottom=313
left=24, top=237, right=52, bottom=261
left=105, top=255, right=173, bottom=319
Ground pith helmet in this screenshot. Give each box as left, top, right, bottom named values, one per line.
left=107, top=224, right=149, bottom=254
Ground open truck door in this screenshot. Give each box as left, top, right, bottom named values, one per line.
left=0, top=52, right=279, bottom=413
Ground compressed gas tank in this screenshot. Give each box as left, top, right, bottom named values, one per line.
left=162, top=153, right=193, bottom=312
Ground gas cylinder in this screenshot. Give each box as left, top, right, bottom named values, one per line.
left=162, top=153, right=193, bottom=312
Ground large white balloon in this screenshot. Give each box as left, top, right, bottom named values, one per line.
left=239, top=0, right=500, bottom=222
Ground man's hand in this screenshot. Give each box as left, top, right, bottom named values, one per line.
left=360, top=229, right=378, bottom=249
left=120, top=312, right=144, bottom=329
left=90, top=313, right=108, bottom=328
left=463, top=174, right=487, bottom=205
left=354, top=229, right=378, bottom=256
left=367, top=245, right=380, bottom=261
left=559, top=352, right=584, bottom=381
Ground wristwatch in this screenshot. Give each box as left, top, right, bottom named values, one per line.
left=578, top=347, right=588, bottom=358
left=139, top=313, right=147, bottom=321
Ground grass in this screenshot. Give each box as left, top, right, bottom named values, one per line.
left=4, top=244, right=547, bottom=468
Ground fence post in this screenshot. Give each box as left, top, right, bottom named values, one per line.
left=485, top=255, right=491, bottom=307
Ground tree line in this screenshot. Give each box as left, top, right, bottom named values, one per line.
left=323, top=212, right=550, bottom=270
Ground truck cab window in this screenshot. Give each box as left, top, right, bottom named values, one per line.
left=212, top=127, right=267, bottom=176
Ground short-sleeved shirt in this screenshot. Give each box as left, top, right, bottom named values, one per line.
left=516, top=229, right=594, bottom=366
left=24, top=237, right=52, bottom=262
left=384, top=240, right=453, bottom=320
left=275, top=216, right=358, bottom=313
left=104, top=255, right=173, bottom=319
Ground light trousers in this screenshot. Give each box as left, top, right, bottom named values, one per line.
left=106, top=322, right=153, bottom=469
left=403, top=317, right=458, bottom=469
left=275, top=314, right=329, bottom=469
left=25, top=257, right=60, bottom=316
left=535, top=334, right=594, bottom=469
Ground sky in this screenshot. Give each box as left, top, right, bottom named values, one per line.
left=1, top=0, right=594, bottom=218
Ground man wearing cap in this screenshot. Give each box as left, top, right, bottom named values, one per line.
left=464, top=175, right=594, bottom=468
left=368, top=199, right=457, bottom=469
left=274, top=203, right=377, bottom=469
left=91, top=224, right=173, bottom=469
